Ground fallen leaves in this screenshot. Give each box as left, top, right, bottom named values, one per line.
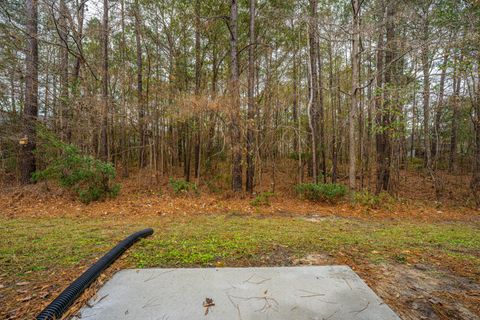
left=203, top=297, right=215, bottom=315
left=17, top=295, right=32, bottom=302
left=1, top=172, right=478, bottom=222
left=15, top=282, right=29, bottom=286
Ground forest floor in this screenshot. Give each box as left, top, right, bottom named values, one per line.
left=1, top=170, right=479, bottom=319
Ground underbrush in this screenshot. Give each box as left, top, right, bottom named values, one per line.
left=408, top=157, right=424, bottom=171
left=32, top=128, right=120, bottom=204
left=295, top=183, right=347, bottom=203
left=169, top=178, right=198, bottom=195
left=354, top=190, right=396, bottom=209
left=250, top=192, right=274, bottom=207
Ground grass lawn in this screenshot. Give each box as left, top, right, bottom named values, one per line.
left=1, top=213, right=479, bottom=319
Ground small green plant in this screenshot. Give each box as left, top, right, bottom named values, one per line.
left=32, top=128, right=120, bottom=204
left=354, top=190, right=395, bottom=209
left=295, top=183, right=347, bottom=203
left=287, top=151, right=311, bottom=161
left=408, top=157, right=424, bottom=171
left=250, top=192, right=274, bottom=207
left=393, top=253, right=407, bottom=264
left=169, top=178, right=198, bottom=195
left=354, top=190, right=381, bottom=208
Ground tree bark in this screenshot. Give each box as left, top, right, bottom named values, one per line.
left=135, top=0, right=146, bottom=168
left=308, top=0, right=319, bottom=184
left=100, top=0, right=109, bottom=161
left=21, top=0, right=38, bottom=184
left=73, top=0, right=84, bottom=89
left=317, top=36, right=326, bottom=183
left=471, top=54, right=480, bottom=207
left=293, top=33, right=302, bottom=184
left=230, top=0, right=243, bottom=192
left=375, top=2, right=393, bottom=193
left=328, top=40, right=337, bottom=183
left=449, top=53, right=462, bottom=173
left=350, top=0, right=360, bottom=191
left=59, top=0, right=70, bottom=141
left=433, top=51, right=448, bottom=164
left=194, top=0, right=201, bottom=182
left=120, top=0, right=129, bottom=177
left=246, top=0, right=256, bottom=193
left=421, top=11, right=432, bottom=170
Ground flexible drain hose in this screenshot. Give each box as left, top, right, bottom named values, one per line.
left=36, top=228, right=154, bottom=320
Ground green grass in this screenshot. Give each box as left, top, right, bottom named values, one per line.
left=1, top=214, right=479, bottom=280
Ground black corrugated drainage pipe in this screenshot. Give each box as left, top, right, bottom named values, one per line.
left=36, top=228, right=154, bottom=320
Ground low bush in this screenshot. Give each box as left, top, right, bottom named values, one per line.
left=250, top=192, right=274, bottom=207
left=169, top=178, right=198, bottom=195
left=295, top=183, right=347, bottom=203
left=354, top=190, right=395, bottom=209
left=354, top=190, right=381, bottom=208
left=287, top=151, right=311, bottom=161
left=32, top=128, right=120, bottom=203
left=408, top=157, right=424, bottom=171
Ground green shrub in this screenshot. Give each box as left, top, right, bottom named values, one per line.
left=408, top=157, right=424, bottom=171
left=32, top=128, right=120, bottom=204
left=354, top=190, right=381, bottom=208
left=295, top=183, right=347, bottom=203
left=354, top=190, right=395, bottom=209
left=169, top=178, right=198, bottom=195
left=205, top=179, right=221, bottom=194
left=250, top=192, right=274, bottom=207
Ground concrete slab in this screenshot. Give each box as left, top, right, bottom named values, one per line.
left=74, top=266, right=400, bottom=320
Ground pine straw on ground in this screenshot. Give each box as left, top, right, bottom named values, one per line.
left=0, top=174, right=478, bottom=222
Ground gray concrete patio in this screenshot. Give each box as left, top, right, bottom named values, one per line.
left=74, top=266, right=400, bottom=320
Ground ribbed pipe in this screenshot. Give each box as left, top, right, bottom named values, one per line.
left=36, top=228, right=154, bottom=320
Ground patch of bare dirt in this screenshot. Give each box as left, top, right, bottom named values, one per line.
left=366, top=263, right=480, bottom=320
left=258, top=245, right=293, bottom=266
left=292, top=253, right=337, bottom=265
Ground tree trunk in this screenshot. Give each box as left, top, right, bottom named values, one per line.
left=471, top=54, right=480, bottom=207
left=194, top=0, right=201, bottom=182
left=21, top=0, right=38, bottom=184
left=329, top=40, right=337, bottom=183
left=350, top=0, right=360, bottom=191
left=100, top=0, right=109, bottom=161
left=120, top=0, right=129, bottom=177
left=449, top=54, right=462, bottom=173
left=365, top=47, right=373, bottom=188
left=421, top=14, right=432, bottom=170
left=433, top=52, right=448, bottom=165
left=73, top=0, right=84, bottom=89
left=317, top=36, right=326, bottom=182
left=230, top=0, right=243, bottom=192
left=246, top=0, right=256, bottom=193
left=59, top=0, right=70, bottom=141
left=10, top=57, right=16, bottom=115
left=293, top=34, right=302, bottom=184
left=308, top=0, right=319, bottom=184
left=134, top=0, right=146, bottom=168
left=375, top=3, right=392, bottom=193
